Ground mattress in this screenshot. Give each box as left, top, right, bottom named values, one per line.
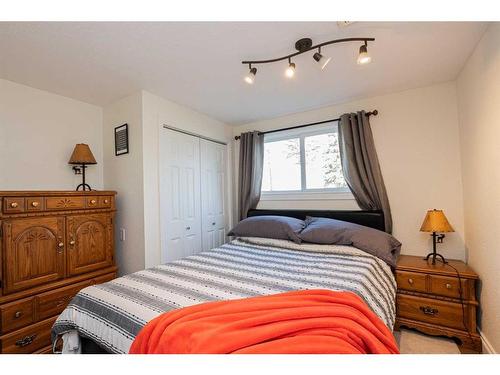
left=51, top=237, right=396, bottom=354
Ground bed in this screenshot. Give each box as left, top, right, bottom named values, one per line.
left=51, top=209, right=397, bottom=354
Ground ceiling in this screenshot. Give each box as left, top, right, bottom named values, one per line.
left=0, top=22, right=488, bottom=125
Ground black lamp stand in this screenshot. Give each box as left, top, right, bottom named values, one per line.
left=424, top=232, right=447, bottom=265
left=73, top=164, right=92, bottom=191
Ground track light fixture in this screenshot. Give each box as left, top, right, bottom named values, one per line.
left=357, top=42, right=372, bottom=65
left=285, top=58, right=296, bottom=78
left=242, top=37, right=374, bottom=83
left=312, top=47, right=331, bottom=70
left=244, top=65, right=257, bottom=84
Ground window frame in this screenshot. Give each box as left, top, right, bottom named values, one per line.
left=260, top=121, right=352, bottom=200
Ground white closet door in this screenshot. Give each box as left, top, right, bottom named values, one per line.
left=160, top=129, right=202, bottom=262
left=200, top=139, right=227, bottom=252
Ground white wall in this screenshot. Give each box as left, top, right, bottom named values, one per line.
left=0, top=79, right=103, bottom=190
left=103, top=92, right=145, bottom=276
left=233, top=82, right=466, bottom=260
left=457, top=23, right=500, bottom=353
left=141, top=91, right=233, bottom=268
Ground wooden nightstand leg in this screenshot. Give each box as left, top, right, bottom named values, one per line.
left=457, top=334, right=482, bottom=354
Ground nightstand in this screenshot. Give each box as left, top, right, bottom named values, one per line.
left=394, top=255, right=482, bottom=353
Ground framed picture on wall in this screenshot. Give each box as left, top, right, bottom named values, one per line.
left=115, top=123, right=129, bottom=156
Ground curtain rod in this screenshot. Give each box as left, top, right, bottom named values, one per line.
left=234, top=110, right=378, bottom=141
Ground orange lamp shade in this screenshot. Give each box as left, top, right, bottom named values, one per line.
left=420, top=209, right=454, bottom=233
left=68, top=144, right=97, bottom=165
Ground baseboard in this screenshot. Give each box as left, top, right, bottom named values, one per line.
left=478, top=328, right=497, bottom=354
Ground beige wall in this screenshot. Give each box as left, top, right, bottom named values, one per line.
left=0, top=79, right=103, bottom=190
left=457, top=23, right=500, bottom=353
left=103, top=92, right=145, bottom=276
left=233, top=82, right=466, bottom=261
left=102, top=90, right=233, bottom=274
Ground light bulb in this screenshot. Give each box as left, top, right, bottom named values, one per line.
left=357, top=44, right=372, bottom=65
left=313, top=52, right=331, bottom=70
left=244, top=67, right=257, bottom=84
left=285, top=62, right=296, bottom=78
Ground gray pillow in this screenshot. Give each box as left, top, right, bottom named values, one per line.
left=299, top=216, right=401, bottom=267
left=228, top=216, right=305, bottom=244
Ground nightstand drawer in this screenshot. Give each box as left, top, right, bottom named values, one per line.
left=397, top=294, right=465, bottom=330
left=396, top=271, right=427, bottom=293
left=429, top=275, right=467, bottom=299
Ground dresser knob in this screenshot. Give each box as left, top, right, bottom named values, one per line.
left=446, top=283, right=452, bottom=289
left=14, top=311, right=23, bottom=319
left=90, top=199, right=97, bottom=205
left=31, top=201, right=39, bottom=207
left=69, top=240, right=76, bottom=245
left=212, top=222, right=216, bottom=226
left=186, top=226, right=191, bottom=230
left=58, top=242, right=64, bottom=248
left=10, top=202, right=18, bottom=208
left=104, top=199, right=109, bottom=204
left=408, top=278, right=414, bottom=285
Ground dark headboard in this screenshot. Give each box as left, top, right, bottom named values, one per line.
left=247, top=209, right=385, bottom=232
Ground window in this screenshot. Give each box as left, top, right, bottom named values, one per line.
left=261, top=122, right=349, bottom=196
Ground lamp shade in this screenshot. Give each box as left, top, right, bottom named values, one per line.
left=68, top=144, right=97, bottom=165
left=420, top=209, right=454, bottom=233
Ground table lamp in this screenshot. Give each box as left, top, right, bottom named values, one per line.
left=420, top=209, right=454, bottom=264
left=68, top=143, right=97, bottom=191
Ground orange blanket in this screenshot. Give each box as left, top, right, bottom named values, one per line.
left=129, top=289, right=399, bottom=354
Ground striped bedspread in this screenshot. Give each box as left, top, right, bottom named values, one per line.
left=52, top=237, right=396, bottom=354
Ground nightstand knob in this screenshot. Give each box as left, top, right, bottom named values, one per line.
left=408, top=278, right=414, bottom=285
left=446, top=283, right=452, bottom=289
left=10, top=202, right=18, bottom=208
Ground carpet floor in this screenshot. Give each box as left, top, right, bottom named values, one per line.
left=394, top=328, right=461, bottom=354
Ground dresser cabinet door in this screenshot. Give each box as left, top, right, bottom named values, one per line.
left=66, top=214, right=113, bottom=276
left=2, top=217, right=65, bottom=294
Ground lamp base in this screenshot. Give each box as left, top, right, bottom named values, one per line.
left=424, top=252, right=448, bottom=265
left=73, top=164, right=92, bottom=191
left=75, top=183, right=92, bottom=191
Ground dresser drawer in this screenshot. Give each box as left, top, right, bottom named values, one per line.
left=396, top=271, right=427, bottom=293
left=45, top=196, right=85, bottom=210
left=0, top=317, right=56, bottom=354
left=397, top=294, right=465, bottom=330
left=99, top=196, right=112, bottom=208
left=36, top=281, right=89, bottom=321
left=0, top=297, right=35, bottom=334
left=86, top=196, right=99, bottom=208
left=429, top=274, right=468, bottom=299
left=3, top=197, right=25, bottom=213
left=26, top=197, right=44, bottom=212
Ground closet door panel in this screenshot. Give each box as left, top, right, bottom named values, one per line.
left=179, top=135, right=202, bottom=257
left=201, top=140, right=227, bottom=252
left=160, top=129, right=202, bottom=262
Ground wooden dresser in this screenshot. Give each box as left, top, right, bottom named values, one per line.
left=394, top=255, right=481, bottom=353
left=0, top=191, right=118, bottom=354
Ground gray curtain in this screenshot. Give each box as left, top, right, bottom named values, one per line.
left=238, top=131, right=264, bottom=220
left=338, top=111, right=393, bottom=233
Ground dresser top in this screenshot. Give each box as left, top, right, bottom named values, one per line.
left=0, top=191, right=117, bottom=197
left=396, top=255, right=478, bottom=279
